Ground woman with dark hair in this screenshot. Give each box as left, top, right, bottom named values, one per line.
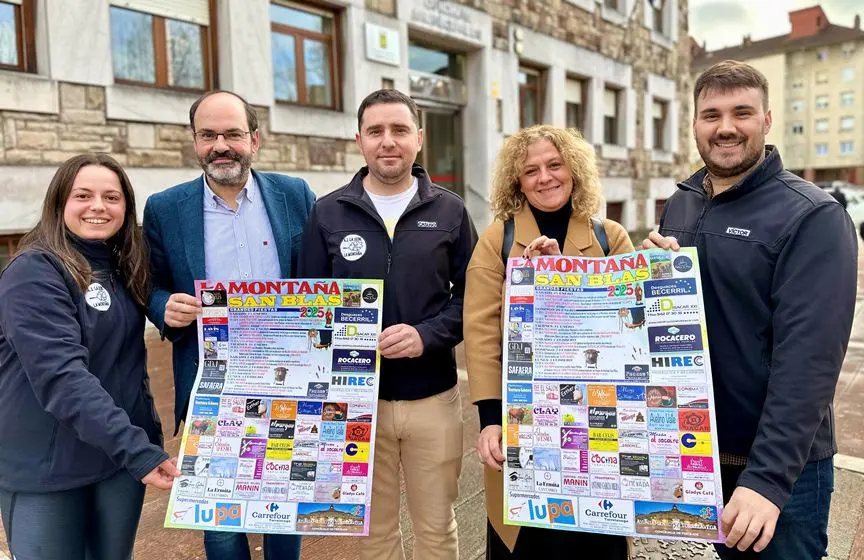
left=0, top=154, right=179, bottom=560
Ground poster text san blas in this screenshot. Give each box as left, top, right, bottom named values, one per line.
left=502, top=248, right=724, bottom=542
left=165, top=278, right=384, bottom=536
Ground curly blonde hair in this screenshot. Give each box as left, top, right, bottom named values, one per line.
left=490, top=125, right=602, bottom=222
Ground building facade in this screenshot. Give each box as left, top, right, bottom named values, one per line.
left=691, top=5, right=864, bottom=184
left=0, top=0, right=691, bottom=268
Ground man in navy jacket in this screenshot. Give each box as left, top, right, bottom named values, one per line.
left=299, top=89, right=477, bottom=560
left=144, top=91, right=314, bottom=560
left=644, top=61, right=857, bottom=559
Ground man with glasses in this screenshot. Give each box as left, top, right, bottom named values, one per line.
left=143, top=90, right=314, bottom=560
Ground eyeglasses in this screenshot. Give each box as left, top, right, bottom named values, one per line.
left=194, top=130, right=252, bottom=144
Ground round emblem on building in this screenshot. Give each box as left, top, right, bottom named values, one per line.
left=673, top=255, right=693, bottom=273
left=340, top=234, right=367, bottom=261
left=85, top=282, right=111, bottom=311
left=362, top=287, right=378, bottom=304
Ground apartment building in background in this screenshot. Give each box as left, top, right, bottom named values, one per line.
left=0, top=0, right=691, bottom=268
left=691, top=4, right=864, bottom=184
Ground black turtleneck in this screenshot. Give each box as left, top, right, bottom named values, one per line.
left=476, top=202, right=573, bottom=431
left=529, top=202, right=572, bottom=250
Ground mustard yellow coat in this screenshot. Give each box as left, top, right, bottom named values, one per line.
left=464, top=205, right=634, bottom=551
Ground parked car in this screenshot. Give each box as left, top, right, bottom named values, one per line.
left=815, top=181, right=864, bottom=239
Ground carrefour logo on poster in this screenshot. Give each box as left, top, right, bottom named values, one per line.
left=332, top=349, right=376, bottom=373
left=579, top=498, right=634, bottom=531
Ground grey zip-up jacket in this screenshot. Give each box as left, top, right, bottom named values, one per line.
left=659, top=146, right=857, bottom=509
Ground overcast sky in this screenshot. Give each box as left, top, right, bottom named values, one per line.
left=689, top=0, right=862, bottom=51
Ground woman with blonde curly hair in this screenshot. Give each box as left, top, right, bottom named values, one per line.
left=464, top=125, right=632, bottom=558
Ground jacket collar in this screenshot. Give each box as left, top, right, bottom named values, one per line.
left=174, top=169, right=293, bottom=279
left=513, top=204, right=595, bottom=253
left=680, top=145, right=783, bottom=199
left=340, top=163, right=437, bottom=202
left=67, top=232, right=116, bottom=270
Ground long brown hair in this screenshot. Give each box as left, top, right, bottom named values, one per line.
left=17, top=153, right=150, bottom=306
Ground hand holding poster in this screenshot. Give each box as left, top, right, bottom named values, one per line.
left=165, top=279, right=383, bottom=536
left=502, top=248, right=724, bottom=542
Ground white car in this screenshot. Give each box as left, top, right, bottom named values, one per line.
left=816, top=181, right=864, bottom=238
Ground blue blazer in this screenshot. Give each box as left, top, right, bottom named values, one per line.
left=143, top=170, right=315, bottom=431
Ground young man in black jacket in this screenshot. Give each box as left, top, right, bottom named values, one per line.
left=299, top=89, right=477, bottom=560
left=644, top=61, right=857, bottom=558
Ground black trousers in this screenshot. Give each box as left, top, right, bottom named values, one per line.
left=486, top=520, right=629, bottom=559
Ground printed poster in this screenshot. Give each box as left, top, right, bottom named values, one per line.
left=165, top=279, right=384, bottom=536
left=502, top=248, right=724, bottom=542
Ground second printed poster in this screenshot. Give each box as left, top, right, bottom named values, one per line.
left=502, top=248, right=724, bottom=542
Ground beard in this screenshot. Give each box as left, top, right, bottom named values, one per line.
left=367, top=155, right=413, bottom=185
left=697, top=132, right=765, bottom=179
left=199, top=149, right=252, bottom=186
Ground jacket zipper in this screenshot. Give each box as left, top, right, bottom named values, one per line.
left=340, top=194, right=441, bottom=277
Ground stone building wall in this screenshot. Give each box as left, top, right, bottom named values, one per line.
left=2, top=83, right=357, bottom=174
left=365, top=0, right=691, bottom=226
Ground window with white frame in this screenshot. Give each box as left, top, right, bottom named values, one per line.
left=652, top=99, right=668, bottom=150
left=565, top=77, right=587, bottom=132
left=791, top=122, right=804, bottom=135
left=815, top=71, right=828, bottom=84
left=841, top=67, right=855, bottom=82
left=815, top=118, right=829, bottom=133
left=790, top=80, right=804, bottom=90
left=815, top=95, right=828, bottom=109
left=0, top=0, right=36, bottom=72
left=841, top=91, right=855, bottom=106
left=271, top=1, right=340, bottom=108
left=603, top=87, right=621, bottom=145
left=842, top=42, right=856, bottom=59
left=604, top=0, right=621, bottom=10
left=791, top=100, right=805, bottom=112
left=840, top=141, right=854, bottom=155
left=840, top=116, right=855, bottom=131
left=109, top=0, right=213, bottom=90
left=815, top=143, right=828, bottom=156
